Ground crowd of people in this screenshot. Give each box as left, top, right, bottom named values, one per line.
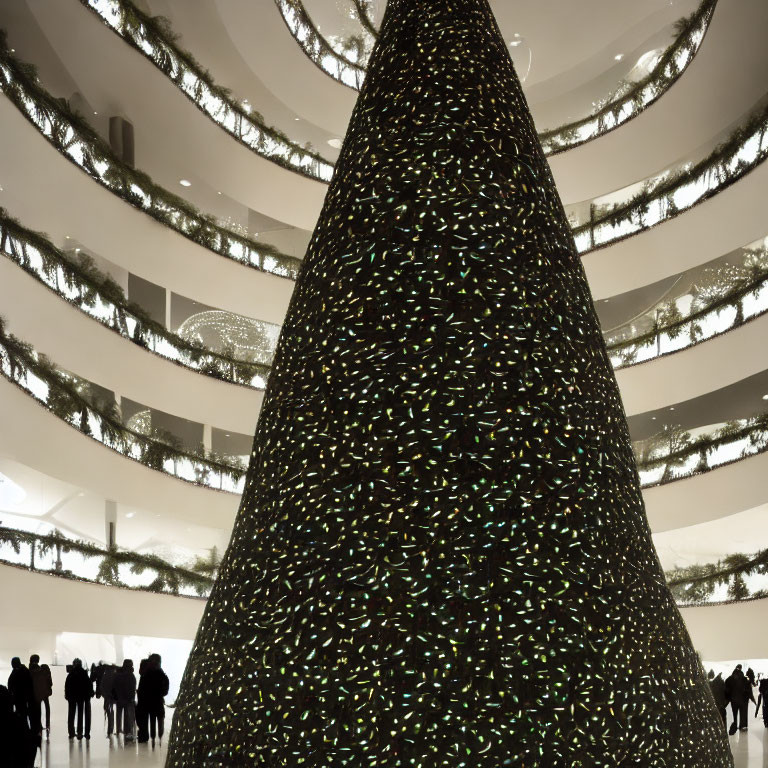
left=0, top=652, right=170, bottom=765
left=708, top=664, right=768, bottom=734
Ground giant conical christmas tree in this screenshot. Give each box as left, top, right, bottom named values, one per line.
left=167, top=1, right=732, bottom=765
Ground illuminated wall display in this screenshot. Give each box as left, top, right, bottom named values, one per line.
left=167, top=0, right=732, bottom=765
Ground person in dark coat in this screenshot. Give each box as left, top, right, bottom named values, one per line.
left=27, top=655, right=45, bottom=741
left=137, top=654, right=169, bottom=743
left=756, top=677, right=768, bottom=728
left=98, top=663, right=118, bottom=737
left=725, top=664, right=755, bottom=733
left=707, top=670, right=727, bottom=727
left=114, top=659, right=137, bottom=741
left=0, top=685, right=37, bottom=768
left=136, top=657, right=150, bottom=743
left=32, top=663, right=53, bottom=737
left=64, top=658, right=93, bottom=740
left=7, top=658, right=32, bottom=727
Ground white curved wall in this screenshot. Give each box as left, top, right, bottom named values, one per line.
left=0, top=563, right=204, bottom=640
left=0, top=258, right=262, bottom=435
left=616, top=314, right=768, bottom=416
left=0, top=376, right=240, bottom=529
left=681, top=599, right=768, bottom=660
left=0, top=95, right=294, bottom=325
left=644, top=451, right=768, bottom=533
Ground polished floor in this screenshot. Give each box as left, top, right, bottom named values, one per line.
left=27, top=709, right=767, bottom=767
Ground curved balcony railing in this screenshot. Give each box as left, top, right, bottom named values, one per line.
left=572, top=97, right=768, bottom=253
left=0, top=209, right=273, bottom=389
left=606, top=240, right=768, bottom=368
left=634, top=415, right=768, bottom=489
left=4, top=317, right=766, bottom=497
left=0, top=322, right=247, bottom=493
left=0, top=525, right=213, bottom=598
left=274, top=0, right=368, bottom=90
left=7, top=519, right=757, bottom=608
left=0, top=35, right=301, bottom=280
left=539, top=0, right=717, bottom=155
left=275, top=0, right=716, bottom=156
left=79, top=0, right=334, bottom=182
left=666, top=548, right=768, bottom=606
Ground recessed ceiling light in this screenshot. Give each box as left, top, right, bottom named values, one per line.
left=179, top=179, right=192, bottom=187
left=669, top=407, right=675, bottom=411
left=217, top=191, right=222, bottom=195
left=327, top=138, right=343, bottom=149
left=651, top=416, right=657, bottom=420
left=509, top=40, right=521, bottom=47
left=762, top=394, right=768, bottom=400
left=126, top=511, right=135, bottom=518
left=93, top=111, right=98, bottom=115
left=614, top=54, right=624, bottom=61
left=294, top=117, right=300, bottom=121
left=75, top=248, right=81, bottom=253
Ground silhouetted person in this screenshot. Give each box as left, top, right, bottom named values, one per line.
left=64, top=658, right=93, bottom=740
left=26, top=655, right=45, bottom=743
left=0, top=685, right=37, bottom=767
left=708, top=670, right=727, bottom=728
left=114, top=659, right=137, bottom=741
left=725, top=664, right=754, bottom=733
left=98, top=663, right=118, bottom=737
left=34, top=663, right=52, bottom=737
left=7, top=658, right=32, bottom=727
left=136, top=657, right=150, bottom=743
left=137, top=653, right=168, bottom=743
left=757, top=677, right=768, bottom=728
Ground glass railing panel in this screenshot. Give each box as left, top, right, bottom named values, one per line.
left=81, top=0, right=335, bottom=182
left=0, top=36, right=301, bottom=280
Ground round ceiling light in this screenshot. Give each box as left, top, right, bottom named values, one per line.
left=327, top=138, right=343, bottom=149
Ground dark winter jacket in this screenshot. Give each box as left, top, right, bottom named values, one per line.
left=725, top=670, right=755, bottom=705
left=709, top=675, right=727, bottom=708
left=64, top=668, right=93, bottom=703
left=137, top=666, right=169, bottom=714
left=113, top=670, right=137, bottom=705
left=99, top=666, right=117, bottom=704
left=30, top=664, right=52, bottom=704
left=7, top=666, right=32, bottom=711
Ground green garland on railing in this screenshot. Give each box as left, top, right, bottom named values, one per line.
left=539, top=0, right=718, bottom=154
left=575, top=98, right=768, bottom=249
left=0, top=208, right=271, bottom=388
left=0, top=525, right=214, bottom=596
left=78, top=0, right=334, bottom=182
left=0, top=31, right=301, bottom=280
left=666, top=548, right=768, bottom=605
left=0, top=318, right=246, bottom=488
left=634, top=414, right=768, bottom=485
left=4, top=520, right=764, bottom=607
left=607, top=253, right=768, bottom=368
left=276, top=0, right=715, bottom=156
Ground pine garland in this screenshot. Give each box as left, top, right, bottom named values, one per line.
left=0, top=525, right=214, bottom=596
left=0, top=208, right=272, bottom=389
left=78, top=0, right=334, bottom=181
left=0, top=31, right=301, bottom=279
left=0, top=319, right=247, bottom=490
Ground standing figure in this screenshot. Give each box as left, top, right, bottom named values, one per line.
left=33, top=663, right=53, bottom=738
left=708, top=670, right=727, bottom=728
left=136, top=657, right=150, bottom=743
left=0, top=685, right=37, bottom=768
left=137, top=654, right=169, bottom=744
left=114, top=659, right=137, bottom=741
left=27, top=655, right=45, bottom=741
left=725, top=664, right=754, bottom=734
left=756, top=677, right=768, bottom=728
left=7, top=658, right=33, bottom=728
left=64, top=658, right=93, bottom=740
left=98, top=663, right=118, bottom=737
